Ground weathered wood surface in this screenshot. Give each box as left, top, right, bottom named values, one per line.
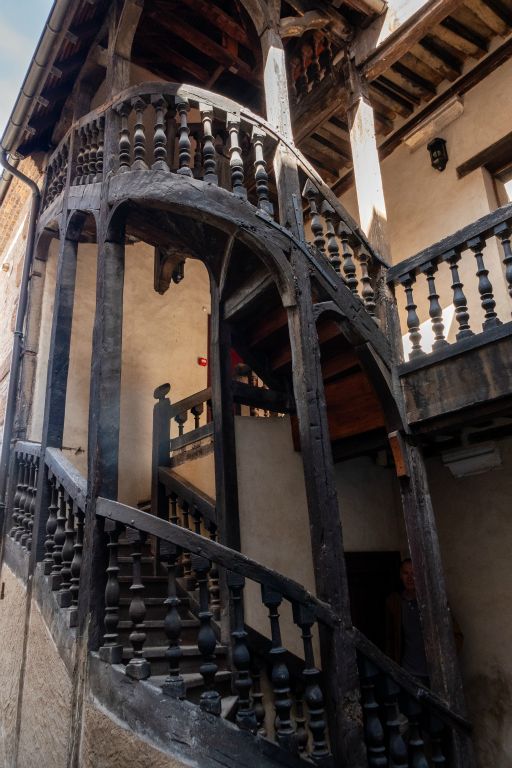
left=169, top=388, right=212, bottom=419
left=231, top=381, right=295, bottom=413
left=159, top=467, right=216, bottom=524
left=45, top=447, right=87, bottom=510
left=388, top=202, right=512, bottom=282
left=353, top=0, right=466, bottom=78
left=171, top=422, right=214, bottom=452
left=401, top=322, right=512, bottom=424
left=14, top=441, right=41, bottom=457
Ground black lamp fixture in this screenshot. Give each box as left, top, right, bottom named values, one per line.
left=427, top=137, right=448, bottom=172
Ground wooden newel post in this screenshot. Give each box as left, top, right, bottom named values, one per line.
left=152, top=383, right=172, bottom=518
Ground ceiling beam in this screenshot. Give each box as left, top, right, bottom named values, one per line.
left=148, top=13, right=259, bottom=85
left=351, top=0, right=465, bottom=80
left=156, top=0, right=252, bottom=48
left=285, top=0, right=352, bottom=44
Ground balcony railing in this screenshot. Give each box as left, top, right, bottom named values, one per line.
left=40, top=81, right=387, bottom=327
left=388, top=203, right=512, bottom=362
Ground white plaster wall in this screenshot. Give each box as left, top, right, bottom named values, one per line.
left=118, top=247, right=210, bottom=505
left=341, top=57, right=512, bottom=339
left=427, top=439, right=512, bottom=768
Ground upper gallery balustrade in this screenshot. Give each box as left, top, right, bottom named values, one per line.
left=41, top=81, right=387, bottom=324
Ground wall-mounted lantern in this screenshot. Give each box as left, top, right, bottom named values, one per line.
left=427, top=137, right=448, bottom=172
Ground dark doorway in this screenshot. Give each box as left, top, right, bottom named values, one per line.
left=345, top=551, right=401, bottom=651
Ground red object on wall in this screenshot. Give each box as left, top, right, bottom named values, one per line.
left=197, top=357, right=208, bottom=367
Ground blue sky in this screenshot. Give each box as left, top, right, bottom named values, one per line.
left=0, top=0, right=53, bottom=135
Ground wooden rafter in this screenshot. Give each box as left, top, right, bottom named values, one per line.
left=353, top=0, right=466, bottom=79
left=147, top=12, right=260, bottom=85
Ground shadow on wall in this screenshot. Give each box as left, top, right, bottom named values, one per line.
left=466, top=665, right=512, bottom=768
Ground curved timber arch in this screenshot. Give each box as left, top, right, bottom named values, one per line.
left=106, top=181, right=297, bottom=307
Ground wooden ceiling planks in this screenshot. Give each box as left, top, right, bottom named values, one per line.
left=290, top=0, right=512, bottom=190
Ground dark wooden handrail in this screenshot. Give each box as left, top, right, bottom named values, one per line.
left=168, top=387, right=212, bottom=419
left=352, top=628, right=472, bottom=735
left=95, top=495, right=473, bottom=737
left=387, top=202, right=512, bottom=283
left=14, top=440, right=41, bottom=457
left=96, top=497, right=337, bottom=627
left=158, top=467, right=216, bottom=526
left=45, top=447, right=87, bottom=510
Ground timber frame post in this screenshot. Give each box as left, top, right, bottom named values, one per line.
left=30, top=234, right=79, bottom=568
left=346, top=54, right=475, bottom=765
left=209, top=277, right=241, bottom=643
left=260, top=21, right=366, bottom=766
left=343, top=53, right=390, bottom=261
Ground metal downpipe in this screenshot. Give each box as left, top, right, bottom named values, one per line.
left=0, top=151, right=41, bottom=526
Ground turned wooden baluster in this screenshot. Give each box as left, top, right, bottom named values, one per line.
left=261, top=585, right=297, bottom=753
left=227, top=572, right=257, bottom=731
left=126, top=531, right=151, bottom=679
left=227, top=113, right=247, bottom=199
left=311, top=35, right=322, bottom=85
left=356, top=246, right=377, bottom=318
left=251, top=658, right=267, bottom=736
left=176, top=98, right=192, bottom=177
left=20, top=456, right=34, bottom=548
left=200, top=104, right=218, bottom=184
left=252, top=126, right=273, bottom=216
left=293, top=683, right=308, bottom=755
left=321, top=201, right=342, bottom=275
left=9, top=454, right=24, bottom=538
left=292, top=604, right=331, bottom=762
left=57, top=495, right=75, bottom=608
left=382, top=676, right=407, bottom=768
left=169, top=493, right=179, bottom=526
left=95, top=118, right=104, bottom=181
left=69, top=504, right=84, bottom=625
left=54, top=154, right=64, bottom=196
left=339, top=227, right=359, bottom=295
left=303, top=180, right=326, bottom=254
left=405, top=696, right=429, bottom=768
left=12, top=453, right=27, bottom=540
left=359, top=658, right=387, bottom=767
left=74, top=129, right=84, bottom=184
left=207, top=522, right=221, bottom=621
left=175, top=411, right=188, bottom=437
left=443, top=248, right=473, bottom=340
left=43, top=475, right=59, bottom=573
left=193, top=132, right=202, bottom=179
left=191, top=402, right=204, bottom=429
left=161, top=543, right=185, bottom=698
left=151, top=94, right=169, bottom=171
left=429, top=713, right=447, bottom=766
left=88, top=122, right=98, bottom=181
left=467, top=236, right=501, bottom=330
left=82, top=126, right=91, bottom=183
left=117, top=101, right=132, bottom=172
left=191, top=554, right=221, bottom=715
left=421, top=260, right=448, bottom=350
left=179, top=500, right=194, bottom=588
left=131, top=96, right=148, bottom=171
left=14, top=454, right=29, bottom=543
left=191, top=505, right=202, bottom=535
left=319, top=34, right=332, bottom=76
left=495, top=223, right=512, bottom=310
left=400, top=273, right=424, bottom=358
left=99, top=522, right=124, bottom=664
left=291, top=54, right=308, bottom=101
left=27, top=456, right=39, bottom=551
left=50, top=485, right=67, bottom=590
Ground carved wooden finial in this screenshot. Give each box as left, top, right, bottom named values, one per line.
left=153, top=383, right=171, bottom=400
